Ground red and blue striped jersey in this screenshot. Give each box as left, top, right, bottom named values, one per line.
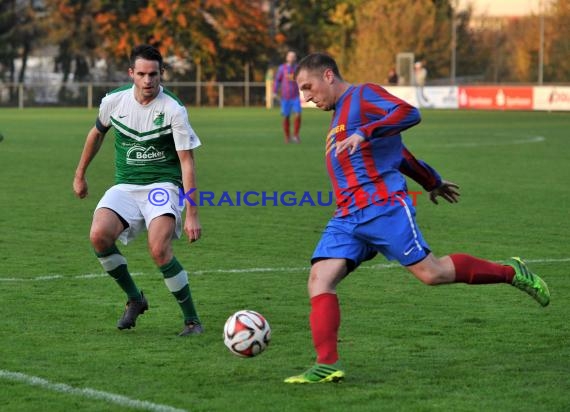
left=274, top=64, right=299, bottom=100
left=326, top=83, right=441, bottom=216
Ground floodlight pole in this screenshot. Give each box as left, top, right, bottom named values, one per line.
left=450, top=0, right=458, bottom=85
left=538, top=0, right=544, bottom=85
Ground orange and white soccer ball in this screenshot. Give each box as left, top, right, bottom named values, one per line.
left=223, top=310, right=271, bottom=357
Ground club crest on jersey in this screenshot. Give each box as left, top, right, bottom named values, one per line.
left=153, top=111, right=165, bottom=126
left=126, top=145, right=166, bottom=165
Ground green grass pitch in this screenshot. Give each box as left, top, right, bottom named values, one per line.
left=0, top=107, right=568, bottom=411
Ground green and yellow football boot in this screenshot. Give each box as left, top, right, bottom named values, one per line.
left=284, top=363, right=345, bottom=384
left=508, top=257, right=550, bottom=307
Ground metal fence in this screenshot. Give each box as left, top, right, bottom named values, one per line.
left=0, top=81, right=270, bottom=109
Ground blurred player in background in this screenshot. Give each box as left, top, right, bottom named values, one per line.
left=274, top=50, right=302, bottom=143
left=73, top=44, right=204, bottom=337
left=284, top=52, right=550, bottom=384
left=414, top=60, right=431, bottom=107
left=386, top=67, right=398, bottom=85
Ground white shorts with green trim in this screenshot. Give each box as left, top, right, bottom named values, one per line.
left=95, top=182, right=183, bottom=245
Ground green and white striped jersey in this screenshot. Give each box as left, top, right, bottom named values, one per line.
left=98, top=85, right=201, bottom=187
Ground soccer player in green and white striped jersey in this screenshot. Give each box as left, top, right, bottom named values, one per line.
left=73, top=44, right=203, bottom=336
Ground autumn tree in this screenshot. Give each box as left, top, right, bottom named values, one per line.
left=0, top=0, right=17, bottom=83
left=95, top=0, right=272, bottom=84
left=274, top=0, right=343, bottom=59
left=0, top=0, right=45, bottom=103
left=43, top=0, right=102, bottom=83
left=452, top=6, right=494, bottom=82
left=0, top=0, right=43, bottom=84
left=327, top=1, right=357, bottom=74
left=439, top=0, right=568, bottom=84
left=503, top=15, right=545, bottom=82
left=199, top=0, right=273, bottom=81
left=344, top=0, right=453, bottom=84
left=548, top=0, right=570, bottom=81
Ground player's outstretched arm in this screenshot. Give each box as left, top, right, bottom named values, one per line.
left=178, top=149, right=202, bottom=243
left=399, top=145, right=442, bottom=191
left=397, top=146, right=459, bottom=205
left=73, top=126, right=106, bottom=199
left=429, top=180, right=460, bottom=205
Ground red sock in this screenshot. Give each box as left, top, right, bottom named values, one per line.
left=450, top=253, right=515, bottom=284
left=283, top=118, right=290, bottom=140
left=310, top=293, right=340, bottom=364
left=294, top=116, right=301, bottom=137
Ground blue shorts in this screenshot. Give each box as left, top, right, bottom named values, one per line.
left=280, top=98, right=301, bottom=117
left=312, top=194, right=430, bottom=270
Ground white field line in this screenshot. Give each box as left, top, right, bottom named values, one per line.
left=0, top=369, right=187, bottom=412
left=437, top=135, right=545, bottom=148
left=0, top=257, right=568, bottom=283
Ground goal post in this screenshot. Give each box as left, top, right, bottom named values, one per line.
left=396, top=53, right=414, bottom=86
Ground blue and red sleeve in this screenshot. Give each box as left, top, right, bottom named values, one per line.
left=355, top=84, right=421, bottom=140
left=399, top=145, right=442, bottom=191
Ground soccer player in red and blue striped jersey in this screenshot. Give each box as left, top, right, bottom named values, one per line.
left=284, top=53, right=550, bottom=384
left=274, top=51, right=302, bottom=143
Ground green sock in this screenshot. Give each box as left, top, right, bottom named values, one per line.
left=160, top=257, right=199, bottom=323
left=96, top=245, right=141, bottom=300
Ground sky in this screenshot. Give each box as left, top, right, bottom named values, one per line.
left=460, top=0, right=542, bottom=16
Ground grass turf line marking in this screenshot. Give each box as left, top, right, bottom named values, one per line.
left=0, top=258, right=568, bottom=282
left=0, top=369, right=187, bottom=412
left=437, top=135, right=545, bottom=148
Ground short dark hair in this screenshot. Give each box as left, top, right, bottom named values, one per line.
left=130, top=44, right=163, bottom=70
left=295, top=53, right=342, bottom=80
